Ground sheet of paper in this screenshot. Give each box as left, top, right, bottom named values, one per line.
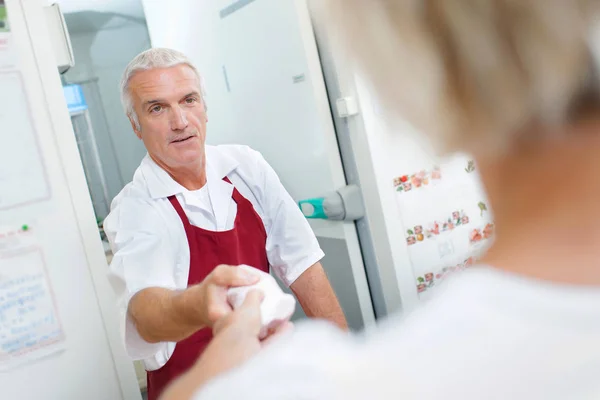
left=0, top=71, right=50, bottom=210
left=392, top=156, right=493, bottom=301
left=0, top=226, right=65, bottom=371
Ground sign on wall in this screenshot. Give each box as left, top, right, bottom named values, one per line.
left=393, top=155, right=493, bottom=301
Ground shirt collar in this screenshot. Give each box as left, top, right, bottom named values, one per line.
left=141, top=145, right=240, bottom=199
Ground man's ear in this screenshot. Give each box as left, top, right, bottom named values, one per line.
left=129, top=116, right=142, bottom=140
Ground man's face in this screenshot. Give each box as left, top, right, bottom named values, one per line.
left=128, top=64, right=207, bottom=170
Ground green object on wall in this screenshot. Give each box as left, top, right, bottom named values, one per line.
left=298, top=197, right=327, bottom=219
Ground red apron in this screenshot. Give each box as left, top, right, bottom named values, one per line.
left=146, top=177, right=269, bottom=400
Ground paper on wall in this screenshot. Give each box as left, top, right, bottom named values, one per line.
left=0, top=2, right=50, bottom=210
left=0, top=226, right=65, bottom=371
left=0, top=70, right=50, bottom=210
left=392, top=155, right=493, bottom=302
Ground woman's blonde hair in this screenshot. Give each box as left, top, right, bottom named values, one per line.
left=317, top=0, right=600, bottom=155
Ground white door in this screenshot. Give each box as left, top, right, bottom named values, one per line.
left=143, top=0, right=375, bottom=329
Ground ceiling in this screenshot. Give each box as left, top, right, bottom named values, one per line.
left=50, top=0, right=145, bottom=19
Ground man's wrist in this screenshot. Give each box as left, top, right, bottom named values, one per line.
left=173, top=285, right=207, bottom=329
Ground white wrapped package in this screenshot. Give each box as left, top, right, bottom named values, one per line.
left=227, top=265, right=296, bottom=339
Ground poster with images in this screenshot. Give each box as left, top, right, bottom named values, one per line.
left=0, top=0, right=8, bottom=33
left=0, top=0, right=16, bottom=69
left=393, top=156, right=494, bottom=301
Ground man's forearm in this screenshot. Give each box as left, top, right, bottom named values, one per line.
left=291, top=262, right=348, bottom=330
left=297, top=290, right=348, bottom=330
left=128, top=286, right=204, bottom=343
left=128, top=265, right=259, bottom=344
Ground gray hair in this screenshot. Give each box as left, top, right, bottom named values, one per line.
left=119, top=48, right=207, bottom=130
left=317, top=0, right=600, bottom=157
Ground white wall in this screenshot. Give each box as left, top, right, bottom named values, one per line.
left=64, top=16, right=151, bottom=196
left=141, top=1, right=236, bottom=147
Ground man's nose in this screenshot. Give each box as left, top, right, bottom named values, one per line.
left=170, top=106, right=188, bottom=131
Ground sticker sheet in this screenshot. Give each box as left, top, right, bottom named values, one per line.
left=393, top=156, right=493, bottom=300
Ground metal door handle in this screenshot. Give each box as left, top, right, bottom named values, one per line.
left=298, top=185, right=364, bottom=221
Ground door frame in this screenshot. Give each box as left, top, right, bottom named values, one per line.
left=306, top=0, right=407, bottom=319
left=295, top=0, right=376, bottom=327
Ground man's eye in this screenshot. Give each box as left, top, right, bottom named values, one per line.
left=150, top=105, right=162, bottom=113
left=185, top=97, right=197, bottom=104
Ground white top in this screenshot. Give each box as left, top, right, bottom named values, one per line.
left=104, top=144, right=324, bottom=370
left=196, top=266, right=600, bottom=400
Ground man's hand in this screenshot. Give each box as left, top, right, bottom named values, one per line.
left=129, top=264, right=260, bottom=344
left=212, top=290, right=294, bottom=343
left=187, top=264, right=262, bottom=328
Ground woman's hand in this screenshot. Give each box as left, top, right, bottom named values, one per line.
left=160, top=290, right=293, bottom=400
left=206, top=290, right=294, bottom=374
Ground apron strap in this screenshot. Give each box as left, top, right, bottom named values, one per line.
left=167, top=195, right=193, bottom=229
left=168, top=177, right=241, bottom=226
left=222, top=176, right=244, bottom=204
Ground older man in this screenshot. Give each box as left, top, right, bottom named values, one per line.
left=103, top=47, right=347, bottom=400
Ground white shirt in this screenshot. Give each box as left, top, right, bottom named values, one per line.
left=195, top=266, right=600, bottom=399
left=104, top=144, right=324, bottom=370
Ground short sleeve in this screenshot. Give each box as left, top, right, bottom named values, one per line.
left=250, top=150, right=324, bottom=286
left=103, top=195, right=178, bottom=362
left=193, top=322, right=353, bottom=400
